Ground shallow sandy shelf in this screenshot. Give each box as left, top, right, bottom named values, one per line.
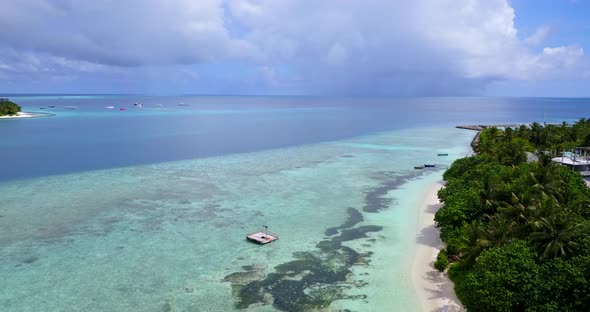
left=0, top=112, right=54, bottom=119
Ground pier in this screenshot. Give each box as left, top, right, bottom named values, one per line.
left=456, top=124, right=522, bottom=131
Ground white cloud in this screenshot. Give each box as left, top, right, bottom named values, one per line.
left=0, top=0, right=257, bottom=66
left=227, top=0, right=589, bottom=91
left=535, top=45, right=586, bottom=77
left=0, top=0, right=587, bottom=94
left=525, top=25, right=552, bottom=46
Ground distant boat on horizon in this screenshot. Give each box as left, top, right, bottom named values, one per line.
left=119, top=108, right=126, bottom=111
left=105, top=106, right=115, bottom=109
left=133, top=102, right=143, bottom=108
left=178, top=102, right=188, bottom=106
left=64, top=106, right=78, bottom=109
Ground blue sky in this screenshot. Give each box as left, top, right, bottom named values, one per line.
left=0, top=0, right=588, bottom=96
left=512, top=0, right=589, bottom=46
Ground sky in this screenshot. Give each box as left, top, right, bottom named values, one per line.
left=0, top=0, right=588, bottom=96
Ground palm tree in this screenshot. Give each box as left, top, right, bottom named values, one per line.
left=478, top=127, right=502, bottom=154
left=480, top=175, right=502, bottom=212
left=503, top=127, right=514, bottom=142
left=497, top=193, right=535, bottom=238
left=487, top=127, right=502, bottom=143
left=516, top=124, right=529, bottom=140
left=529, top=122, right=548, bottom=150
left=460, top=218, right=511, bottom=266
left=528, top=214, right=584, bottom=259
left=527, top=164, right=564, bottom=204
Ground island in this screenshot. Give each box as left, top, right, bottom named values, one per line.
left=0, top=98, right=21, bottom=116
left=0, top=98, right=53, bottom=119
left=435, top=120, right=590, bottom=311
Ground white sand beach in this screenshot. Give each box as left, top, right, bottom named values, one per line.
left=0, top=112, right=49, bottom=119
left=412, top=182, right=465, bottom=312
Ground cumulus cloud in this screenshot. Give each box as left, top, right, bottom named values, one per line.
left=0, top=0, right=588, bottom=94
left=525, top=25, right=552, bottom=46
left=226, top=0, right=588, bottom=94
left=0, top=48, right=112, bottom=81
left=0, top=0, right=256, bottom=66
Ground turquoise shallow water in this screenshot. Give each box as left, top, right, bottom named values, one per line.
left=0, top=126, right=473, bottom=311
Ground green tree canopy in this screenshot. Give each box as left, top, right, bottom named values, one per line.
left=0, top=100, right=21, bottom=116
left=438, top=120, right=590, bottom=311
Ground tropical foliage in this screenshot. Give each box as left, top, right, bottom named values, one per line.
left=436, top=120, right=590, bottom=311
left=0, top=100, right=21, bottom=116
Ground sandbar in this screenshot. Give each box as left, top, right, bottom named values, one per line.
left=0, top=112, right=53, bottom=119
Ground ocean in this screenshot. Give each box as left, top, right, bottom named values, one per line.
left=0, top=96, right=588, bottom=311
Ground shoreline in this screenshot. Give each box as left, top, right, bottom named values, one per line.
left=411, top=181, right=464, bottom=312
left=0, top=111, right=53, bottom=119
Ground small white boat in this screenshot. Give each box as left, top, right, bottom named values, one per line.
left=105, top=106, right=115, bottom=109
left=133, top=102, right=143, bottom=108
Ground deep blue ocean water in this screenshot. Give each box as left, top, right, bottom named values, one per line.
left=1, top=95, right=588, bottom=182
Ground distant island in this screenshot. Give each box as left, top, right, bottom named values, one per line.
left=0, top=98, right=21, bottom=116
left=435, top=120, right=590, bottom=311
left=0, top=98, right=53, bottom=119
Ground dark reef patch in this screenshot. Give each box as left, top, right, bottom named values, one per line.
left=318, top=226, right=382, bottom=251
left=22, top=256, right=39, bottom=264
left=363, top=169, right=441, bottom=213
left=363, top=173, right=415, bottom=213
left=225, top=221, right=381, bottom=311
left=224, top=169, right=440, bottom=311
left=324, top=207, right=363, bottom=236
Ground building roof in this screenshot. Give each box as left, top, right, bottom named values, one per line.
left=552, top=157, right=590, bottom=166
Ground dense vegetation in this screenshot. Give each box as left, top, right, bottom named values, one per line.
left=0, top=100, right=21, bottom=116
left=435, top=120, right=590, bottom=311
